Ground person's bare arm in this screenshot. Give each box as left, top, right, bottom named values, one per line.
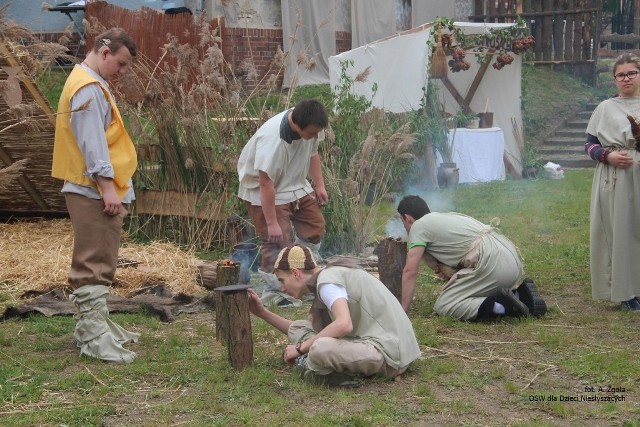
left=402, top=246, right=425, bottom=312
left=309, top=154, right=328, bottom=204
left=96, top=176, right=122, bottom=216
left=247, top=288, right=292, bottom=334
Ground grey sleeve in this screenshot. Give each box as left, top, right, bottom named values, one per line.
left=69, top=83, right=114, bottom=180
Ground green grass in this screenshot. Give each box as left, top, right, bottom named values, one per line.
left=6, top=64, right=637, bottom=425
left=3, top=169, right=640, bottom=426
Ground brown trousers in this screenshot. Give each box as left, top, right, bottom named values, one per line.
left=65, top=193, right=128, bottom=289
left=246, top=193, right=325, bottom=272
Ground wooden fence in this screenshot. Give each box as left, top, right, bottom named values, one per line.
left=85, top=1, right=223, bottom=66
left=471, top=0, right=604, bottom=83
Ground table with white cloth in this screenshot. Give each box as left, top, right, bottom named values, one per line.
left=437, top=127, right=506, bottom=184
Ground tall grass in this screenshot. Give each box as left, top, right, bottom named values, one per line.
left=320, top=60, right=416, bottom=255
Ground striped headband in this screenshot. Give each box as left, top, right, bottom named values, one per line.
left=274, top=245, right=317, bottom=271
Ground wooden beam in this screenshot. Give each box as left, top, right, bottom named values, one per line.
left=468, top=8, right=598, bottom=20
left=0, top=146, right=49, bottom=210
left=463, top=49, right=495, bottom=112
left=135, top=190, right=229, bottom=220
left=440, top=76, right=468, bottom=112
left=600, top=33, right=640, bottom=44
left=0, top=43, right=57, bottom=127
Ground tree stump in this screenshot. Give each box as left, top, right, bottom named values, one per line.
left=215, top=262, right=240, bottom=288
left=214, top=284, right=253, bottom=370
left=375, top=238, right=407, bottom=302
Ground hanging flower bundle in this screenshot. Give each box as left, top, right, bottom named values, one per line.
left=428, top=16, right=535, bottom=76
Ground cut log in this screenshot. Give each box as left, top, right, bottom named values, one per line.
left=196, top=260, right=217, bottom=290
left=214, top=262, right=241, bottom=349
left=215, top=263, right=240, bottom=288
left=375, top=238, right=407, bottom=302
left=214, top=284, right=253, bottom=370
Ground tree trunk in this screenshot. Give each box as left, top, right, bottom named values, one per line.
left=375, top=238, right=407, bottom=302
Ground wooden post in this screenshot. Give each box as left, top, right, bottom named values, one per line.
left=214, top=284, right=253, bottom=370
left=375, top=238, right=407, bottom=302
left=214, top=262, right=240, bottom=343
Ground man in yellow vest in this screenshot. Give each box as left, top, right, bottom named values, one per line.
left=52, top=28, right=139, bottom=363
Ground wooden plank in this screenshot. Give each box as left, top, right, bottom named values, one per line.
left=565, top=4, right=575, bottom=61
left=542, top=0, right=554, bottom=62
left=463, top=48, right=495, bottom=112
left=134, top=190, right=229, bottom=220
left=600, top=33, right=640, bottom=44
left=553, top=2, right=565, bottom=61
left=534, top=1, right=543, bottom=61
left=583, top=3, right=592, bottom=60
left=468, top=8, right=599, bottom=19
left=573, top=4, right=583, bottom=61
left=440, top=76, right=468, bottom=112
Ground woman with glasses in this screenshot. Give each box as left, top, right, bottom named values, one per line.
left=584, top=53, right=640, bottom=311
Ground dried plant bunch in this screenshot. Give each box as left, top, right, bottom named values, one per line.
left=0, top=158, right=28, bottom=191
left=626, top=114, right=640, bottom=151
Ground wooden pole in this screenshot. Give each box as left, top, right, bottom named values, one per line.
left=375, top=238, right=407, bottom=302
left=214, top=284, right=253, bottom=370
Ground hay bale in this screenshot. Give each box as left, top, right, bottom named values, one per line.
left=0, top=219, right=205, bottom=305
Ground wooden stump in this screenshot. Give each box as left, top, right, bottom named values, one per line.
left=214, top=284, right=253, bottom=370
left=213, top=261, right=240, bottom=345
left=376, top=238, right=407, bottom=302
left=215, top=263, right=240, bottom=288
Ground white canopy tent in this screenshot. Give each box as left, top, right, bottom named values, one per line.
left=328, top=21, right=524, bottom=177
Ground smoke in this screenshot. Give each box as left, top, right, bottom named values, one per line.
left=398, top=184, right=456, bottom=213
left=230, top=242, right=259, bottom=284
left=384, top=183, right=458, bottom=240
left=385, top=215, right=408, bottom=240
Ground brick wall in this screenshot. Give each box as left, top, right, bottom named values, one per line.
left=222, top=27, right=352, bottom=91
left=221, top=27, right=284, bottom=91
left=336, top=31, right=352, bottom=54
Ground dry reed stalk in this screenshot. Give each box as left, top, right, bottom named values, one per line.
left=0, top=158, right=28, bottom=191
left=0, top=219, right=203, bottom=302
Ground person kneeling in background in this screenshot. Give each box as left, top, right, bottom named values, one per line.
left=397, top=195, right=547, bottom=321
left=246, top=245, right=421, bottom=386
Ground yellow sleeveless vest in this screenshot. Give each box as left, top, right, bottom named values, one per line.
left=52, top=66, right=137, bottom=199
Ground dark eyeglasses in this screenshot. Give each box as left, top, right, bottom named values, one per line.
left=614, top=70, right=639, bottom=82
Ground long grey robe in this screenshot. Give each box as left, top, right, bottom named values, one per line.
left=587, top=96, right=640, bottom=302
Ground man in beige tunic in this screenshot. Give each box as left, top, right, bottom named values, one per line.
left=237, top=99, right=328, bottom=306
left=398, top=195, right=547, bottom=321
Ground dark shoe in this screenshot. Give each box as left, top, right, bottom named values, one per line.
left=496, top=288, right=530, bottom=317
left=303, top=369, right=360, bottom=387
left=517, top=278, right=547, bottom=317
left=620, top=298, right=640, bottom=312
